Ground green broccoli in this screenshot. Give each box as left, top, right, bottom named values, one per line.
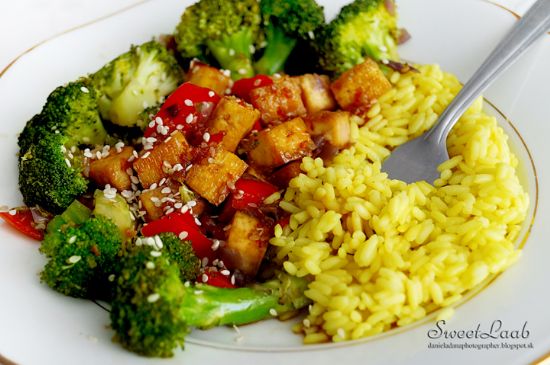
left=19, top=133, right=88, bottom=214
left=18, top=79, right=108, bottom=154
left=110, top=244, right=310, bottom=357
left=92, top=41, right=183, bottom=128
left=254, top=0, right=325, bottom=75
left=40, top=216, right=123, bottom=300
left=316, top=0, right=400, bottom=76
left=174, top=0, right=263, bottom=80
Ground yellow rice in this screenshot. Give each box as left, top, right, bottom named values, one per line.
left=269, top=64, right=529, bottom=343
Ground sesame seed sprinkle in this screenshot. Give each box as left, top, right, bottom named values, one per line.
left=8, top=209, right=16, bottom=216
left=80, top=86, right=89, bottom=93
left=67, top=255, right=81, bottom=264
left=203, top=132, right=211, bottom=142
left=179, top=231, right=188, bottom=240
left=147, top=293, right=160, bottom=303
left=150, top=250, right=161, bottom=257
left=208, top=91, right=215, bottom=97
left=146, top=261, right=155, bottom=269
left=68, top=236, right=77, bottom=244
left=201, top=274, right=209, bottom=282
left=269, top=308, right=278, bottom=316
left=108, top=274, right=115, bottom=282
left=184, top=99, right=193, bottom=106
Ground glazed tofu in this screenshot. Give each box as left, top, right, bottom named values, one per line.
left=187, top=61, right=232, bottom=96
left=271, top=160, right=303, bottom=188
left=207, top=96, right=260, bottom=152
left=295, top=74, right=336, bottom=114
left=307, top=111, right=351, bottom=148
left=248, top=117, right=314, bottom=168
left=139, top=188, right=164, bottom=221
left=133, top=131, right=191, bottom=188
left=249, top=76, right=306, bottom=124
left=185, top=148, right=248, bottom=205
left=89, top=146, right=134, bottom=191
left=331, top=58, right=392, bottom=111
left=220, top=211, right=270, bottom=276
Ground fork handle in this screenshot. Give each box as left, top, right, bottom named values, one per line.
left=426, top=0, right=550, bottom=145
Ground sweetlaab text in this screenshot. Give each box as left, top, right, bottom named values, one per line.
left=427, top=320, right=530, bottom=340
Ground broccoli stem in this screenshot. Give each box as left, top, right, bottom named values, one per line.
left=206, top=28, right=255, bottom=80
left=181, top=277, right=303, bottom=329
left=254, top=23, right=297, bottom=75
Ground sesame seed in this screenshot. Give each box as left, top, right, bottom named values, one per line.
left=154, top=235, right=163, bottom=249
left=269, top=308, right=278, bottom=316
left=303, top=319, right=311, bottom=328
left=148, top=120, right=155, bottom=128
left=228, top=48, right=235, bottom=56
left=203, top=132, right=211, bottom=142
left=238, top=68, right=247, bottom=75
left=249, top=44, right=256, bottom=54
left=184, top=99, right=193, bottom=107
left=185, top=114, right=194, bottom=124
left=211, top=240, right=221, bottom=251
left=337, top=328, right=345, bottom=339
left=308, top=31, right=315, bottom=40
left=179, top=231, right=188, bottom=240
left=176, top=124, right=184, bottom=130
left=115, top=141, right=125, bottom=149
left=150, top=250, right=161, bottom=257
left=208, top=91, right=215, bottom=98
left=108, top=274, right=115, bottom=282
left=165, top=207, right=174, bottom=215
left=67, top=255, right=81, bottom=264
left=230, top=275, right=236, bottom=285
left=207, top=157, right=214, bottom=164
left=201, top=257, right=209, bottom=267
left=130, top=176, right=139, bottom=184
left=80, top=86, right=89, bottom=93
left=68, top=236, right=77, bottom=244
left=188, top=200, right=197, bottom=207
left=142, top=101, right=149, bottom=109
left=146, top=261, right=155, bottom=269
left=181, top=206, right=189, bottom=214
left=220, top=269, right=230, bottom=276
left=142, top=152, right=151, bottom=159
left=174, top=202, right=183, bottom=209
left=65, top=159, right=72, bottom=167
left=201, top=274, right=209, bottom=282
left=147, top=293, right=160, bottom=303
left=8, top=209, right=16, bottom=216
left=161, top=187, right=171, bottom=194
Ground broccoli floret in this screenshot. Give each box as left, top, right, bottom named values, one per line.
left=18, top=79, right=108, bottom=154
left=157, top=233, right=200, bottom=282
left=174, top=0, right=262, bottom=80
left=92, top=41, right=183, bottom=128
left=19, top=133, right=88, bottom=214
left=316, top=0, right=400, bottom=76
left=111, top=244, right=310, bottom=357
left=40, top=216, right=123, bottom=299
left=254, top=0, right=325, bottom=75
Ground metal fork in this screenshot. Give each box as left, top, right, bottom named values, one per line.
left=381, top=0, right=550, bottom=184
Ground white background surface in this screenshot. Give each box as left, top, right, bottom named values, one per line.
left=0, top=0, right=535, bottom=72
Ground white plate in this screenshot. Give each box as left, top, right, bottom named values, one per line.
left=1, top=0, right=549, bottom=364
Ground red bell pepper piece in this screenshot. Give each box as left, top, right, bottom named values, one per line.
left=231, top=75, right=273, bottom=103
left=141, top=211, right=213, bottom=259
left=0, top=207, right=44, bottom=241
left=231, top=178, right=279, bottom=210
left=144, top=82, right=220, bottom=140
left=200, top=269, right=236, bottom=288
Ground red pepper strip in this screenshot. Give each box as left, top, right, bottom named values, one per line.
left=0, top=208, right=44, bottom=241
left=231, top=75, right=273, bottom=103
left=231, top=178, right=279, bottom=210
left=141, top=211, right=213, bottom=259
left=200, top=269, right=236, bottom=288
left=144, top=82, right=220, bottom=139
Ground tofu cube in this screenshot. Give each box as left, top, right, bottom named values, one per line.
left=248, top=117, right=314, bottom=168
left=133, top=131, right=191, bottom=188
left=307, top=111, right=351, bottom=148
left=220, top=211, right=270, bottom=276
left=89, top=146, right=134, bottom=191
left=249, top=76, right=306, bottom=124
left=331, top=58, right=392, bottom=111
left=271, top=160, right=303, bottom=188
left=295, top=74, right=336, bottom=113
left=187, top=61, right=232, bottom=96
left=207, top=96, right=260, bottom=152
left=139, top=188, right=164, bottom=221
left=185, top=148, right=248, bottom=205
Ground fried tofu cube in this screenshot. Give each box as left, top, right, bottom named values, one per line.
left=187, top=61, right=232, bottom=96
left=249, top=76, right=306, bottom=124
left=248, top=117, right=314, bottom=168
left=185, top=149, right=248, bottom=205
left=133, top=131, right=191, bottom=188
left=307, top=111, right=351, bottom=148
left=220, top=211, right=270, bottom=276
left=89, top=146, right=134, bottom=191
left=139, top=188, right=164, bottom=221
left=207, top=96, right=260, bottom=152
left=271, top=160, right=303, bottom=188
left=295, top=74, right=336, bottom=113
left=331, top=58, right=392, bottom=111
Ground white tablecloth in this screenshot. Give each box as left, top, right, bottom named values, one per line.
left=0, top=0, right=536, bottom=71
